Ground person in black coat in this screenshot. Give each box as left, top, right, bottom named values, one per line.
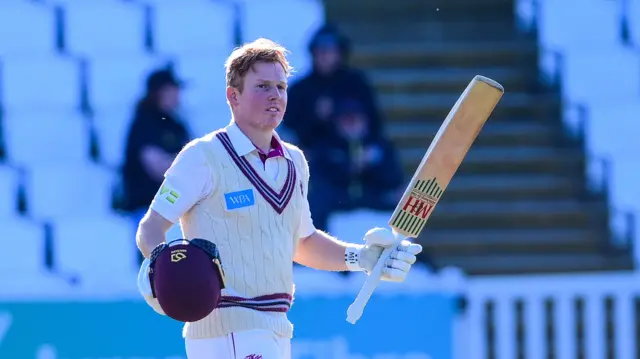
left=121, top=68, right=191, bottom=222
left=305, top=99, right=405, bottom=232
left=282, top=24, right=384, bottom=150
left=283, top=24, right=404, bottom=231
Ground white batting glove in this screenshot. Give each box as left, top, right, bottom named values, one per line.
left=137, top=258, right=166, bottom=316
left=345, top=227, right=423, bottom=282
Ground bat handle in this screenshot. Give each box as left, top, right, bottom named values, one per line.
left=346, top=232, right=405, bottom=324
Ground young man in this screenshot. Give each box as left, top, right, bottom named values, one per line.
left=136, top=38, right=422, bottom=359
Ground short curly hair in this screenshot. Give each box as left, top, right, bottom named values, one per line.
left=224, top=38, right=292, bottom=93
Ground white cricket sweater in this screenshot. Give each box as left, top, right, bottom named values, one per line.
left=180, top=130, right=307, bottom=339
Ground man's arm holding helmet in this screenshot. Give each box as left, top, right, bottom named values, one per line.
left=137, top=143, right=213, bottom=258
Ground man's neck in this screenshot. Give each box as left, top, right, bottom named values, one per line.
left=235, top=120, right=272, bottom=153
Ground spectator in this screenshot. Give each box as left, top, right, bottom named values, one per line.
left=283, top=24, right=404, bottom=231
left=306, top=99, right=405, bottom=232
left=121, top=67, right=191, bottom=231
left=283, top=23, right=385, bottom=150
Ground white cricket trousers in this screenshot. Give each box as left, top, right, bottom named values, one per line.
left=185, top=329, right=291, bottom=359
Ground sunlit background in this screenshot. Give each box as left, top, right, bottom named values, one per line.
left=1, top=0, right=640, bottom=358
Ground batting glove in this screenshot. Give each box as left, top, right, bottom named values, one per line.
left=137, top=258, right=166, bottom=316
left=345, top=227, right=423, bottom=282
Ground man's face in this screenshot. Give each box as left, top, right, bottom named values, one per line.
left=229, top=61, right=288, bottom=131
left=314, top=45, right=341, bottom=75
left=157, top=85, right=180, bottom=112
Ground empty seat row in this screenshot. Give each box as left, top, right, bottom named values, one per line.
left=0, top=52, right=246, bottom=111
left=0, top=215, right=137, bottom=292
left=0, top=1, right=323, bottom=71
left=0, top=163, right=115, bottom=220
left=0, top=1, right=235, bottom=57
left=0, top=104, right=229, bottom=170
left=0, top=213, right=186, bottom=293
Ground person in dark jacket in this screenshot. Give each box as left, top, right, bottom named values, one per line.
left=121, top=67, right=191, bottom=223
left=283, top=24, right=404, bottom=231
left=306, top=99, right=404, bottom=231
left=282, top=23, right=385, bottom=150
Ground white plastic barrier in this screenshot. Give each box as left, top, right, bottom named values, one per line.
left=463, top=271, right=640, bottom=359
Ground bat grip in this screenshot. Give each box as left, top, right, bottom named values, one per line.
left=346, top=232, right=405, bottom=324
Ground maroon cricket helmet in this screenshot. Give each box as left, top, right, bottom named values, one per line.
left=148, top=238, right=225, bottom=322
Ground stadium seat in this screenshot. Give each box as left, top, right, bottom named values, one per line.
left=0, top=217, right=76, bottom=296
left=0, top=166, right=20, bottom=217
left=0, top=217, right=46, bottom=275
left=63, top=2, right=146, bottom=57
left=240, top=0, right=324, bottom=79
left=172, top=53, right=231, bottom=109
left=52, top=215, right=137, bottom=290
left=92, top=108, right=134, bottom=169
left=0, top=56, right=81, bottom=112
left=0, top=2, right=55, bottom=56
left=87, top=55, right=173, bottom=109
left=25, top=163, right=116, bottom=220
left=181, top=105, right=231, bottom=138
left=3, top=111, right=91, bottom=167
left=152, top=1, right=235, bottom=56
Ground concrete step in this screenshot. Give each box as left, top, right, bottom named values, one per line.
left=419, top=200, right=607, bottom=230
left=351, top=42, right=538, bottom=69
left=324, top=0, right=514, bottom=22
left=399, top=147, right=585, bottom=176
left=442, top=174, right=588, bottom=201
left=420, top=228, right=605, bottom=255
left=337, top=21, right=523, bottom=44
left=369, top=67, right=543, bottom=94
left=432, top=252, right=634, bottom=275
left=388, top=121, right=570, bottom=148
left=380, top=92, right=561, bottom=121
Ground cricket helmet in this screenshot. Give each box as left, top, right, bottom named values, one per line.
left=148, top=238, right=225, bottom=322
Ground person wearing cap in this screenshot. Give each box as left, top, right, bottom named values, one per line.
left=121, top=67, right=191, bottom=246
left=282, top=23, right=385, bottom=150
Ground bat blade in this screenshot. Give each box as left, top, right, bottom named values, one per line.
left=389, top=75, right=504, bottom=237
left=346, top=75, right=504, bottom=324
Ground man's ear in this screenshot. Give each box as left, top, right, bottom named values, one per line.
left=226, top=87, right=239, bottom=107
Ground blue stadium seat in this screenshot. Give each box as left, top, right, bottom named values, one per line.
left=52, top=215, right=137, bottom=290
left=181, top=105, right=232, bottom=139
left=240, top=0, right=324, bottom=79
left=0, top=166, right=20, bottom=218
left=0, top=56, right=81, bottom=112
left=0, top=215, right=74, bottom=295
left=171, top=53, right=231, bottom=109
left=25, top=163, right=116, bottom=220
left=0, top=2, right=55, bottom=56
left=0, top=218, right=46, bottom=277
left=152, top=1, right=236, bottom=56
left=63, top=2, right=146, bottom=57
left=92, top=108, right=134, bottom=169
left=87, top=54, right=172, bottom=109
left=3, top=111, right=90, bottom=167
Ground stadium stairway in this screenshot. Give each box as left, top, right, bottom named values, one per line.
left=322, top=0, right=635, bottom=275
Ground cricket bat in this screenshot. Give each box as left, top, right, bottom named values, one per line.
left=346, top=75, right=504, bottom=324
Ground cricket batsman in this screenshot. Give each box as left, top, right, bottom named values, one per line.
left=135, top=38, right=423, bottom=359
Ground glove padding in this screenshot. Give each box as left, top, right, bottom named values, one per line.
left=137, top=258, right=166, bottom=316
left=359, top=227, right=423, bottom=282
